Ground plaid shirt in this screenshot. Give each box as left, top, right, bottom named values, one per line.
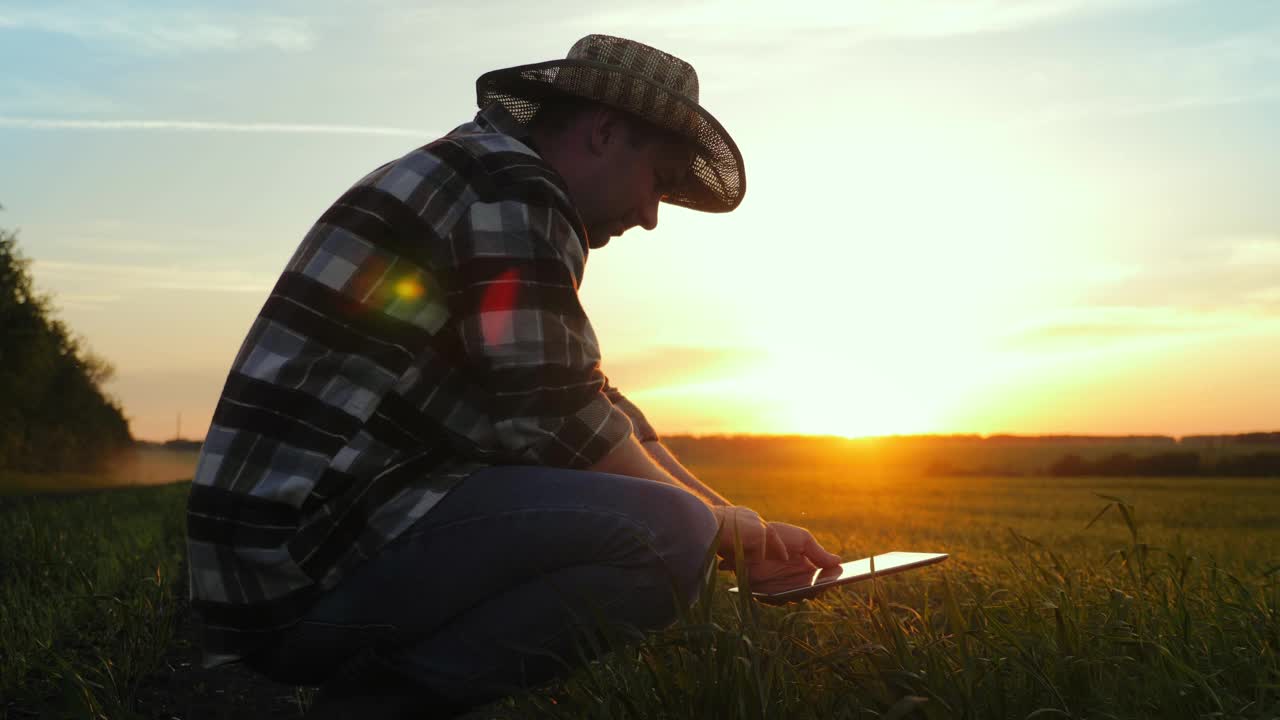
left=186, top=104, right=659, bottom=667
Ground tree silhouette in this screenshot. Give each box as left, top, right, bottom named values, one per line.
left=0, top=212, right=132, bottom=472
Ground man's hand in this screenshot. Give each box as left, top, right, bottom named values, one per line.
left=718, top=521, right=842, bottom=587
left=711, top=506, right=790, bottom=563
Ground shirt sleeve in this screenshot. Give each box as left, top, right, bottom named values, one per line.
left=602, top=377, right=660, bottom=443
left=448, top=184, right=634, bottom=468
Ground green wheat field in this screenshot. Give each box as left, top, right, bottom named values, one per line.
left=2, top=437, right=1278, bottom=719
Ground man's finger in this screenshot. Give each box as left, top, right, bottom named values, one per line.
left=804, top=534, right=842, bottom=567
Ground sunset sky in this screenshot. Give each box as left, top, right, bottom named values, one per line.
left=2, top=0, right=1277, bottom=441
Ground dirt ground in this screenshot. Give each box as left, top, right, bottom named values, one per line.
left=132, top=594, right=313, bottom=720
left=130, top=590, right=521, bottom=720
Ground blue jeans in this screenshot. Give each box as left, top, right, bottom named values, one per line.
left=247, top=465, right=719, bottom=710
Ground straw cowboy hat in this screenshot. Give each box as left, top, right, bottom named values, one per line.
left=476, top=34, right=746, bottom=213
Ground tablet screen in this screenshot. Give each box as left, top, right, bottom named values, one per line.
left=735, top=551, right=948, bottom=599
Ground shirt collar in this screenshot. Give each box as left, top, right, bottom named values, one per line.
left=471, top=103, right=599, bottom=252
left=474, top=103, right=537, bottom=152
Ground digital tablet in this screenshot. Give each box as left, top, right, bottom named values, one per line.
left=728, top=551, right=948, bottom=603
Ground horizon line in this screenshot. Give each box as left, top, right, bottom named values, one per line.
left=140, top=429, right=1280, bottom=445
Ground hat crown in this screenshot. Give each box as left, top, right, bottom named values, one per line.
left=566, top=34, right=700, bottom=103
left=475, top=33, right=744, bottom=213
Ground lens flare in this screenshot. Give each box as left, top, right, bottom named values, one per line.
left=394, top=277, right=425, bottom=300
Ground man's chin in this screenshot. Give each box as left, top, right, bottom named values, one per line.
left=585, top=227, right=614, bottom=249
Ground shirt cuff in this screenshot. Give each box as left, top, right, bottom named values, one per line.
left=551, top=392, right=635, bottom=468
left=496, top=391, right=635, bottom=469
left=602, top=382, right=659, bottom=443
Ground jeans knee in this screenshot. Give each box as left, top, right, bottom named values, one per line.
left=650, top=486, right=718, bottom=609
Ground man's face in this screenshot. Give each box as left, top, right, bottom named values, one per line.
left=576, top=123, right=693, bottom=248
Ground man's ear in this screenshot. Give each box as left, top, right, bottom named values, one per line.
left=585, top=108, right=624, bottom=157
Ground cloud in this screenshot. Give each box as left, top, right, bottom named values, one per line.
left=12, top=218, right=252, bottom=264
left=1082, top=235, right=1280, bottom=313
left=1226, top=237, right=1280, bottom=267
left=0, top=116, right=432, bottom=137
left=32, top=259, right=275, bottom=294
left=38, top=232, right=195, bottom=257
left=0, top=80, right=123, bottom=116
left=1022, top=86, right=1280, bottom=124
left=591, top=0, right=1176, bottom=39
left=1004, top=235, right=1280, bottom=351
left=1000, top=307, right=1227, bottom=350
left=54, top=293, right=124, bottom=310
left=0, top=5, right=314, bottom=54
left=1015, top=23, right=1280, bottom=123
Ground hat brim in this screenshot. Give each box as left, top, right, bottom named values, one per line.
left=476, top=59, right=745, bottom=214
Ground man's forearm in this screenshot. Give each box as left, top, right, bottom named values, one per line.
left=642, top=440, right=731, bottom=507
left=587, top=435, right=682, bottom=487
left=587, top=436, right=731, bottom=508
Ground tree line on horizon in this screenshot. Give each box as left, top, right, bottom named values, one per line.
left=0, top=215, right=132, bottom=473
left=663, top=435, right=1280, bottom=479
left=1047, top=451, right=1280, bottom=478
